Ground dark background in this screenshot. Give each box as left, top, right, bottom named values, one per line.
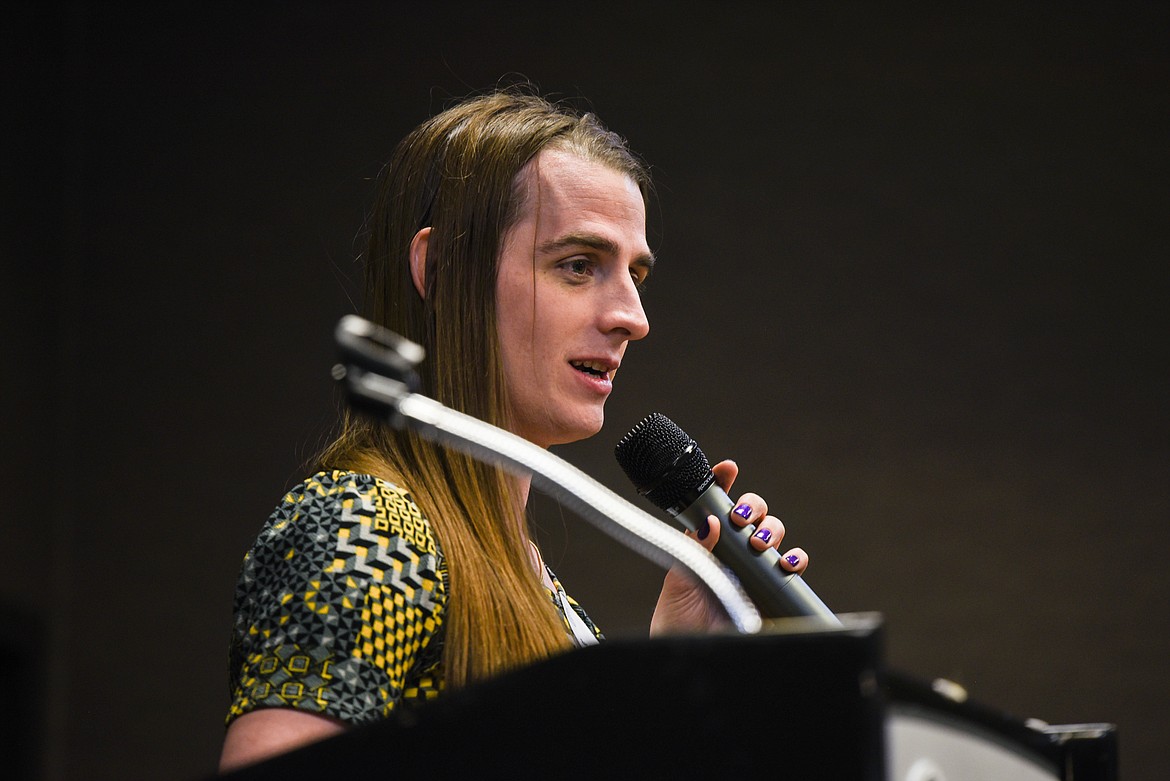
left=3, top=2, right=1167, bottom=779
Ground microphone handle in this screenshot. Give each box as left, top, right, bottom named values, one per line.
left=680, top=481, right=841, bottom=626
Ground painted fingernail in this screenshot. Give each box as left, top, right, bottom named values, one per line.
left=697, top=520, right=710, bottom=540
left=753, top=528, right=772, bottom=544
left=785, top=554, right=801, bottom=567
left=733, top=504, right=753, bottom=520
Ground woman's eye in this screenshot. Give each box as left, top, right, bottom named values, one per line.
left=564, top=258, right=593, bottom=277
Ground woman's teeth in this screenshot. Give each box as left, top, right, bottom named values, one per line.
left=571, top=360, right=609, bottom=378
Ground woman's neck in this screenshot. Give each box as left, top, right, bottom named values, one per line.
left=513, top=473, right=539, bottom=572
left=515, top=473, right=532, bottom=508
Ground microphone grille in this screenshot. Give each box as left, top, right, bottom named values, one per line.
left=614, top=413, right=712, bottom=512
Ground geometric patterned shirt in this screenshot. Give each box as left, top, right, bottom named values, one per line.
left=226, top=470, right=601, bottom=726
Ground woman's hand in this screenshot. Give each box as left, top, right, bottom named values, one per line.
left=649, top=459, right=809, bottom=635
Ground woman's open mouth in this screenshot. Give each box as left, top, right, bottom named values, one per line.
left=570, top=359, right=613, bottom=380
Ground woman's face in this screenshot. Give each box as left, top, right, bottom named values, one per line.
left=495, top=148, right=653, bottom=448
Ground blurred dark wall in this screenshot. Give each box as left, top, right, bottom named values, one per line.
left=4, top=3, right=1167, bottom=779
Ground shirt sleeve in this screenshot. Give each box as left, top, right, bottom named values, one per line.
left=226, top=471, right=446, bottom=726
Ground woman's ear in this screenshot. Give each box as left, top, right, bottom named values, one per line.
left=408, top=227, right=431, bottom=299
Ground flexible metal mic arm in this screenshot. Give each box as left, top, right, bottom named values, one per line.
left=333, top=314, right=763, bottom=634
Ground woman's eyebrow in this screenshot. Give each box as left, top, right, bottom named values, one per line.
left=538, top=232, right=656, bottom=269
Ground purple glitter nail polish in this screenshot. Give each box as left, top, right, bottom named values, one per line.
left=733, top=504, right=753, bottom=520
left=785, top=554, right=800, bottom=568
left=753, top=528, right=772, bottom=543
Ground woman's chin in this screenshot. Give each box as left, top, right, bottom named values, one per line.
left=526, top=411, right=606, bottom=449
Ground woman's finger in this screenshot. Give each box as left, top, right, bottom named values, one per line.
left=710, top=459, right=738, bottom=492
left=727, top=492, right=769, bottom=528
left=747, top=514, right=786, bottom=551
left=779, top=546, right=809, bottom=574
left=689, top=515, right=721, bottom=549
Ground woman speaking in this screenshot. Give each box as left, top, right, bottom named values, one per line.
left=219, top=90, right=808, bottom=770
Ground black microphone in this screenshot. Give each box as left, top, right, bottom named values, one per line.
left=615, top=413, right=839, bottom=625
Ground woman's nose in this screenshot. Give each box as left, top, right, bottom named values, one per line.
left=602, top=276, right=650, bottom=341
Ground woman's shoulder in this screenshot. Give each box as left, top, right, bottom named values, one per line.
left=276, top=470, right=417, bottom=512
left=249, top=470, right=442, bottom=569
left=229, top=469, right=448, bottom=727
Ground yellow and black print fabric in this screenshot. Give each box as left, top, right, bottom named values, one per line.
left=226, top=471, right=447, bottom=725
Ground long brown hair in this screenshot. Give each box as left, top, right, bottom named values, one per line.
left=318, top=90, right=651, bottom=686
